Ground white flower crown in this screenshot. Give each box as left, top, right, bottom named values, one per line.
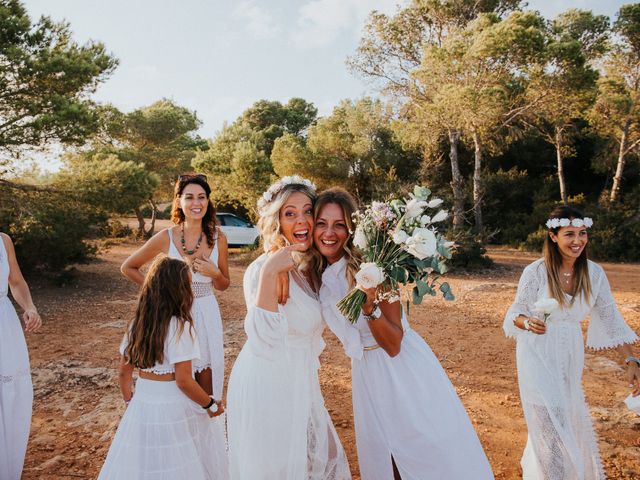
left=257, top=175, right=316, bottom=211
left=545, top=217, right=593, bottom=229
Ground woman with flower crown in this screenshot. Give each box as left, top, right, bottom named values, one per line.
left=504, top=205, right=640, bottom=479
left=226, top=176, right=351, bottom=480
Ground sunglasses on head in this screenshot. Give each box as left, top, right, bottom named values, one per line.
left=178, top=173, right=207, bottom=182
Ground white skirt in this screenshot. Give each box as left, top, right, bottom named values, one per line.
left=98, top=378, right=228, bottom=480
left=0, top=296, right=33, bottom=480
left=192, top=294, right=225, bottom=400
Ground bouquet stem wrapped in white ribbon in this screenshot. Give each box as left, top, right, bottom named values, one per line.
left=337, top=186, right=455, bottom=324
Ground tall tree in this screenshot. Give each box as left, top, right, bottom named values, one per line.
left=0, top=0, right=117, bottom=165
left=349, top=0, right=522, bottom=228
left=523, top=9, right=609, bottom=204
left=590, top=4, right=640, bottom=203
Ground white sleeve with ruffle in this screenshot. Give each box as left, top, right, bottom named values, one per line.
left=503, top=260, right=544, bottom=340
left=586, top=263, right=638, bottom=350
left=319, top=272, right=363, bottom=360
left=242, top=254, right=288, bottom=361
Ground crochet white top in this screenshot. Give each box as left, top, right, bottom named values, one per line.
left=120, top=317, right=201, bottom=375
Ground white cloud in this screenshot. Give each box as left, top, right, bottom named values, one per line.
left=232, top=1, right=280, bottom=39
left=291, top=0, right=401, bottom=49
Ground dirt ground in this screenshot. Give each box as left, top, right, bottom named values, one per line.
left=18, top=241, right=640, bottom=479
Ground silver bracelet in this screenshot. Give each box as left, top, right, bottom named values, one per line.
left=522, top=318, right=531, bottom=331
left=625, top=356, right=640, bottom=367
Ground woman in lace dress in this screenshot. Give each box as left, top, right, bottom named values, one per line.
left=0, top=233, right=42, bottom=480
left=504, top=206, right=640, bottom=479
left=226, top=176, right=351, bottom=480
left=99, top=256, right=223, bottom=479
left=315, top=188, right=494, bottom=480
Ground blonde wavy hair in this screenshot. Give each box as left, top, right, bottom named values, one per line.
left=314, top=187, right=362, bottom=288
left=257, top=181, right=321, bottom=284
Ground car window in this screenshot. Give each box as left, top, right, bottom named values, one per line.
left=216, top=215, right=226, bottom=226
left=224, top=215, right=250, bottom=227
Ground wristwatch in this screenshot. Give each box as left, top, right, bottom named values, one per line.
left=625, top=356, right=640, bottom=367
left=363, top=305, right=382, bottom=322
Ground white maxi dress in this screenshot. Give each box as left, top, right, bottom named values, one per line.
left=320, top=257, right=494, bottom=480
left=0, top=237, right=33, bottom=480
left=226, top=253, right=351, bottom=480
left=504, top=259, right=638, bottom=480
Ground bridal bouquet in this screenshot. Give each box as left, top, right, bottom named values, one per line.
left=337, top=186, right=456, bottom=324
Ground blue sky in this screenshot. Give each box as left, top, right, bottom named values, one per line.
left=20, top=0, right=625, bottom=170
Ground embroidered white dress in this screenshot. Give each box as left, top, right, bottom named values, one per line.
left=226, top=253, right=351, bottom=480
left=0, top=237, right=33, bottom=480
left=320, top=257, right=494, bottom=480
left=167, top=229, right=225, bottom=396
left=504, top=259, right=638, bottom=480
left=99, top=318, right=228, bottom=479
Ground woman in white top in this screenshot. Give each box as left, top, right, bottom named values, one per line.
left=504, top=205, right=640, bottom=479
left=226, top=176, right=351, bottom=480
left=99, top=256, right=224, bottom=479
left=315, top=188, right=494, bottom=480
left=122, top=173, right=229, bottom=405
left=0, top=233, right=42, bottom=480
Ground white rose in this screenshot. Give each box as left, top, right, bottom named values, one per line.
left=584, top=217, right=593, bottom=228
left=533, top=297, right=559, bottom=315
left=570, top=218, right=584, bottom=228
left=405, top=198, right=428, bottom=218
left=392, top=230, right=409, bottom=244
left=404, top=228, right=437, bottom=260
left=427, top=198, right=443, bottom=208
left=420, top=215, right=431, bottom=226
left=430, top=210, right=448, bottom=223
left=353, top=227, right=367, bottom=249
left=355, top=262, right=385, bottom=289
left=559, top=218, right=570, bottom=227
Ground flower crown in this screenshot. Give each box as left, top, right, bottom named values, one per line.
left=545, top=217, right=593, bottom=229
left=257, top=175, right=316, bottom=211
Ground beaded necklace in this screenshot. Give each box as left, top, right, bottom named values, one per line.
left=180, top=224, right=203, bottom=255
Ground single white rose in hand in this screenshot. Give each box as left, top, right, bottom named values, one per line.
left=355, top=262, right=385, bottom=289
left=405, top=199, right=428, bottom=219
left=533, top=297, right=559, bottom=322
left=392, top=230, right=409, bottom=244
left=405, top=228, right=437, bottom=260
left=353, top=227, right=368, bottom=249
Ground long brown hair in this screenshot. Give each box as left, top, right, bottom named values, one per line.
left=124, top=255, right=194, bottom=369
left=543, top=205, right=592, bottom=308
left=171, top=173, right=217, bottom=248
left=314, top=188, right=362, bottom=288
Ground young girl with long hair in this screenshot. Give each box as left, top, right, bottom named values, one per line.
left=315, top=188, right=493, bottom=480
left=226, top=176, right=350, bottom=479
left=504, top=205, right=640, bottom=479
left=121, top=173, right=229, bottom=404
left=99, top=256, right=225, bottom=479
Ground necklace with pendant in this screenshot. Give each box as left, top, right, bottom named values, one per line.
left=181, top=224, right=203, bottom=255
left=561, top=270, right=573, bottom=285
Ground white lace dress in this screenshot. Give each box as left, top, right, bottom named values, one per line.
left=504, top=259, right=638, bottom=480
left=320, top=257, right=494, bottom=480
left=226, top=254, right=351, bottom=480
left=0, top=237, right=33, bottom=480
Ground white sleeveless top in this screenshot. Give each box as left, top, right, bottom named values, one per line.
left=120, top=317, right=200, bottom=375
left=167, top=228, right=219, bottom=297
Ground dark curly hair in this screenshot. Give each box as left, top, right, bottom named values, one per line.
left=171, top=173, right=217, bottom=248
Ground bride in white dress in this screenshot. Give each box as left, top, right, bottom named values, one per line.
left=504, top=206, right=640, bottom=479
left=226, top=176, right=351, bottom=480
left=314, top=188, right=494, bottom=480
left=0, top=233, right=42, bottom=480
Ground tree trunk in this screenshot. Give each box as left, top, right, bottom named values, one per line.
left=448, top=129, right=465, bottom=229
left=145, top=199, right=158, bottom=239
left=610, top=121, right=630, bottom=203
left=134, top=206, right=146, bottom=238
left=472, top=129, right=483, bottom=232
left=555, top=127, right=568, bottom=205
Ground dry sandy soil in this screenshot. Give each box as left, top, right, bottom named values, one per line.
left=18, top=242, right=640, bottom=479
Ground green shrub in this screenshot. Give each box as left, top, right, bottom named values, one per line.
left=448, top=228, right=494, bottom=269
